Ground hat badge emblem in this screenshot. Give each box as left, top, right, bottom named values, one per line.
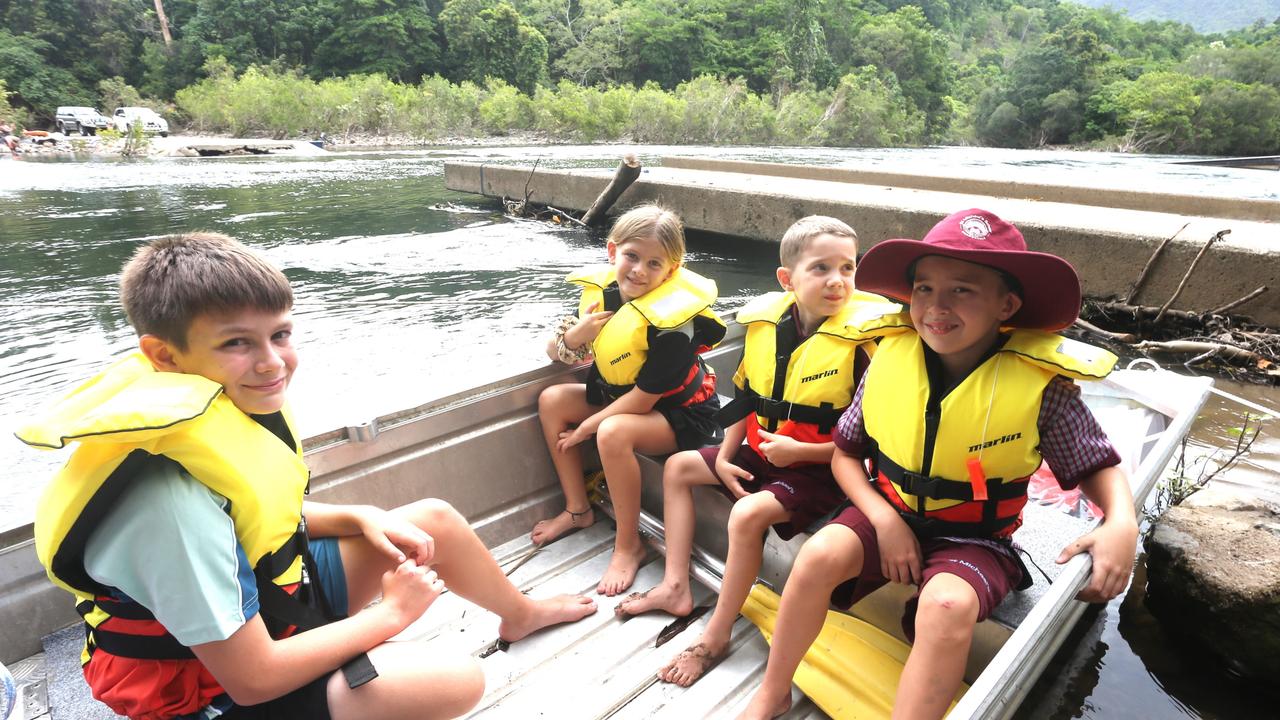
left=959, top=215, right=991, bottom=240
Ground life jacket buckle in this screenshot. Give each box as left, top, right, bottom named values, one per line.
left=899, top=471, right=944, bottom=499
left=755, top=397, right=790, bottom=418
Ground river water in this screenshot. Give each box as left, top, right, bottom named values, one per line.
left=1, top=144, right=1276, bottom=717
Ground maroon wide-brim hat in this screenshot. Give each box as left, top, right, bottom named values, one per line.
left=854, top=209, right=1082, bottom=331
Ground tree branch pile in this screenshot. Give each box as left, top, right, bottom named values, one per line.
left=1066, top=227, right=1279, bottom=384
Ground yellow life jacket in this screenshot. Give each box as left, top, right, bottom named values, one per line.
left=19, top=353, right=315, bottom=704
left=723, top=291, right=905, bottom=459
left=862, top=329, right=1116, bottom=539
left=568, top=264, right=725, bottom=403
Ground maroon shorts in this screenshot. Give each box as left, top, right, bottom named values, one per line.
left=698, top=444, right=846, bottom=541
left=824, top=503, right=1023, bottom=642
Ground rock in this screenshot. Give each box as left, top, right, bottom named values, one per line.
left=1145, top=501, right=1280, bottom=680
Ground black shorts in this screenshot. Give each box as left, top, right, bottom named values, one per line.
left=220, top=673, right=332, bottom=720
left=220, top=536, right=347, bottom=720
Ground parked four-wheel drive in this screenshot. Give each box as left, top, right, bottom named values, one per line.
left=54, top=106, right=110, bottom=135
left=112, top=107, right=170, bottom=136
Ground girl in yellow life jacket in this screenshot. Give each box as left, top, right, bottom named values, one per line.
left=534, top=205, right=726, bottom=597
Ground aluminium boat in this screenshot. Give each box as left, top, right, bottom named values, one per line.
left=0, top=316, right=1212, bottom=719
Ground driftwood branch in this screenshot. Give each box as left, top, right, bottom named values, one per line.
left=581, top=153, right=642, bottom=227
left=1092, top=300, right=1202, bottom=323
left=1154, top=229, right=1230, bottom=324
left=1073, top=317, right=1137, bottom=343
left=1126, top=222, right=1187, bottom=304
left=1210, top=285, right=1268, bottom=316
left=545, top=206, right=589, bottom=228
left=522, top=157, right=541, bottom=206
left=1134, top=339, right=1264, bottom=364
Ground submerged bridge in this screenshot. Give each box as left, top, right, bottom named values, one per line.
left=445, top=156, right=1280, bottom=328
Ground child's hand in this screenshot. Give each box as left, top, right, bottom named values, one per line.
left=870, top=511, right=923, bottom=585
left=358, top=507, right=436, bottom=567
left=755, top=430, right=804, bottom=468
left=380, top=559, right=446, bottom=626
left=714, top=457, right=754, bottom=499
left=1057, top=516, right=1139, bottom=602
left=565, top=302, right=613, bottom=349
left=556, top=426, right=591, bottom=453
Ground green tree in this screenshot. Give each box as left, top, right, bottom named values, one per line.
left=849, top=7, right=954, bottom=139
left=1099, top=70, right=1201, bottom=151
left=0, top=78, right=20, bottom=125
left=811, top=67, right=927, bottom=146
left=1192, top=79, right=1280, bottom=154
left=610, top=0, right=725, bottom=89
left=441, top=0, right=549, bottom=93
left=0, top=29, right=92, bottom=117
left=313, top=0, right=439, bottom=81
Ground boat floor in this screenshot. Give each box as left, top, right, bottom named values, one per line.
left=19, top=520, right=830, bottom=720
left=14, top=374, right=1180, bottom=720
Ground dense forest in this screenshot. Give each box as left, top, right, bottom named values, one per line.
left=1, top=0, right=1278, bottom=154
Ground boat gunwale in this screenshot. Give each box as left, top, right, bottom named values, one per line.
left=947, top=368, right=1213, bottom=720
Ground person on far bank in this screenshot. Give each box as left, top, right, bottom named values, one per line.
left=534, top=204, right=726, bottom=596
left=21, top=233, right=596, bottom=720
left=737, top=209, right=1138, bottom=720
left=617, top=216, right=898, bottom=687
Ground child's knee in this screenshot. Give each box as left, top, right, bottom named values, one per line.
left=727, top=494, right=780, bottom=538
left=595, top=416, right=633, bottom=453
left=663, top=450, right=706, bottom=487
left=794, top=528, right=863, bottom=584
left=456, top=657, right=485, bottom=709
left=916, top=578, right=980, bottom=636
left=404, top=498, right=465, bottom=532
left=538, top=384, right=567, bottom=414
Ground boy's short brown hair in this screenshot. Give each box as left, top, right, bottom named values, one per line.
left=608, top=204, right=686, bottom=266
left=119, top=232, right=293, bottom=349
left=779, top=216, right=858, bottom=269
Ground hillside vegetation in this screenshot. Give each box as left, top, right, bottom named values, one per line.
left=2, top=0, right=1278, bottom=154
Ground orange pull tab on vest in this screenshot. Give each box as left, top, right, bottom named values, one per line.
left=966, top=457, right=988, bottom=502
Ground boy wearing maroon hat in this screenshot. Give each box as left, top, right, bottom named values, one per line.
left=739, top=209, right=1137, bottom=720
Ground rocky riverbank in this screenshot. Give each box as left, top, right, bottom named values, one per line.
left=7, top=130, right=552, bottom=158
left=1145, top=482, right=1280, bottom=681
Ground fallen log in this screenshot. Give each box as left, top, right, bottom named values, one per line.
left=581, top=154, right=641, bottom=227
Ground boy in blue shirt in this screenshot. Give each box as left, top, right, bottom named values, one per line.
left=22, top=232, right=596, bottom=720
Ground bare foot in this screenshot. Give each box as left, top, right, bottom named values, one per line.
left=658, top=633, right=730, bottom=687
left=530, top=507, right=594, bottom=546
left=597, top=543, right=647, bottom=596
left=736, top=688, right=792, bottom=720
left=615, top=580, right=694, bottom=618
left=498, top=594, right=598, bottom=642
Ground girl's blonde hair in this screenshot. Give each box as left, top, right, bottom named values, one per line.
left=607, top=204, right=686, bottom=266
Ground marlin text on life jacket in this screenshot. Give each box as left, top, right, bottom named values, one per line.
left=800, top=368, right=839, bottom=383
left=968, top=433, right=1022, bottom=453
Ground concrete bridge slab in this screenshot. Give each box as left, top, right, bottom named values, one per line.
left=445, top=158, right=1280, bottom=328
